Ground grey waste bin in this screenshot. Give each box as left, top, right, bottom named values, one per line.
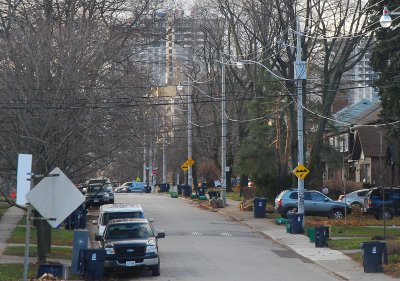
left=79, top=249, right=105, bottom=280
left=253, top=197, right=267, bottom=218
left=361, top=241, right=388, bottom=273
left=315, top=226, right=329, bottom=247
left=287, top=213, right=303, bottom=234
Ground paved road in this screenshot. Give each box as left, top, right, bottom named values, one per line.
left=87, top=193, right=343, bottom=281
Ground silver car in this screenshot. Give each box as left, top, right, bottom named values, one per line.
left=275, top=189, right=352, bottom=219
left=338, top=188, right=369, bottom=208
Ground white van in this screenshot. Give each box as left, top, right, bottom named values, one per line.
left=96, top=203, right=146, bottom=236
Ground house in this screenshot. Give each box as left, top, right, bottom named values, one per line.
left=323, top=99, right=394, bottom=192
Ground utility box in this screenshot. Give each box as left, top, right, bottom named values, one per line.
left=71, top=229, right=89, bottom=275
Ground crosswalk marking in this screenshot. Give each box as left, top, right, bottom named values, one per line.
left=221, top=232, right=232, bottom=236
left=192, top=232, right=203, bottom=236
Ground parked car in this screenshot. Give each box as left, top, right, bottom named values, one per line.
left=95, top=218, right=165, bottom=276
left=114, top=182, right=133, bottom=193
left=127, top=182, right=146, bottom=193
left=84, top=180, right=114, bottom=208
left=275, top=189, right=351, bottom=219
left=95, top=203, right=146, bottom=236
left=362, top=187, right=400, bottom=219
left=338, top=188, right=370, bottom=209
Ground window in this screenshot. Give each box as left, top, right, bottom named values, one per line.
left=310, top=192, right=327, bottom=201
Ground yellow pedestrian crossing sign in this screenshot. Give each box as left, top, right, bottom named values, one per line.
left=293, top=164, right=310, bottom=180
left=181, top=163, right=188, bottom=171
left=185, top=158, right=195, bottom=167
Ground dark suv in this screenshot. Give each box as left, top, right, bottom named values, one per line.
left=275, top=189, right=351, bottom=219
left=362, top=187, right=400, bottom=219
left=84, top=179, right=114, bottom=208
left=95, top=218, right=165, bottom=276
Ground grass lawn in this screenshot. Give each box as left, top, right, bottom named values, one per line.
left=0, top=263, right=39, bottom=281
left=8, top=227, right=74, bottom=245
left=329, top=225, right=400, bottom=238
left=328, top=237, right=370, bottom=250
left=4, top=245, right=72, bottom=260
left=226, top=191, right=243, bottom=201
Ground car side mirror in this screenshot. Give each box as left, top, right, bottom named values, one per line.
left=95, top=234, right=104, bottom=241
left=157, top=231, right=166, bottom=238
left=324, top=198, right=330, bottom=202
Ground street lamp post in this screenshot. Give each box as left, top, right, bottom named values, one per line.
left=177, top=79, right=193, bottom=188
left=295, top=17, right=307, bottom=218
left=187, top=78, right=193, bottom=188
left=236, top=17, right=306, bottom=224
left=221, top=56, right=227, bottom=206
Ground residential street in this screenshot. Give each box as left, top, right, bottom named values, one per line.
left=87, top=192, right=342, bottom=280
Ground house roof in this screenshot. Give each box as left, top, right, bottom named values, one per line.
left=333, top=99, right=382, bottom=128
left=356, top=127, right=387, bottom=158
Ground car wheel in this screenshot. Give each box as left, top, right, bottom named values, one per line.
left=330, top=209, right=344, bottom=219
left=151, top=259, right=160, bottom=276
left=283, top=207, right=297, bottom=218
left=378, top=209, right=393, bottom=220
left=350, top=202, right=362, bottom=210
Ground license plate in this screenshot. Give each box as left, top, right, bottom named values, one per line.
left=126, top=261, right=135, bottom=267
left=94, top=199, right=99, bottom=202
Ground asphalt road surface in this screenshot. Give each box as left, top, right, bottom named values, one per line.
left=88, top=193, right=342, bottom=281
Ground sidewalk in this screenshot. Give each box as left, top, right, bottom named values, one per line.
left=0, top=206, right=25, bottom=260
left=216, top=198, right=396, bottom=281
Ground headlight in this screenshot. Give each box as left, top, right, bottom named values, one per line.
left=146, top=239, right=157, bottom=254
left=146, top=245, right=157, bottom=254
left=103, top=193, right=110, bottom=198
left=105, top=247, right=115, bottom=255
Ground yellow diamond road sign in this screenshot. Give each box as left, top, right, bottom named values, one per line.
left=293, top=164, right=310, bottom=180
left=181, top=163, right=188, bottom=171
left=186, top=158, right=195, bottom=167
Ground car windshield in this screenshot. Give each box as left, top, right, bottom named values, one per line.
left=88, top=185, right=105, bottom=193
left=103, top=212, right=144, bottom=225
left=106, top=223, right=154, bottom=239
left=89, top=180, right=106, bottom=185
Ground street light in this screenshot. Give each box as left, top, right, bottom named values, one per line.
left=380, top=6, right=400, bottom=28
left=177, top=79, right=193, bottom=188
left=235, top=17, right=306, bottom=224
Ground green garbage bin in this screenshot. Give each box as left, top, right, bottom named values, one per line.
left=286, top=223, right=291, bottom=233
left=308, top=227, right=315, bottom=243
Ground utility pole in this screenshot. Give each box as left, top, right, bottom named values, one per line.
left=143, top=146, right=147, bottom=184
left=187, top=78, right=193, bottom=188
left=295, top=17, right=306, bottom=218
left=162, top=130, right=167, bottom=184
left=221, top=56, right=227, bottom=206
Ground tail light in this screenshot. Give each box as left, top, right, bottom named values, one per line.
left=368, top=199, right=372, bottom=208
left=277, top=198, right=282, bottom=207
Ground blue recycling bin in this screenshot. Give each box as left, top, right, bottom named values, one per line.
left=361, top=241, right=388, bottom=273
left=287, top=213, right=303, bottom=234
left=65, top=204, right=87, bottom=230
left=315, top=225, right=329, bottom=247
left=79, top=249, right=105, bottom=280
left=253, top=197, right=267, bottom=218
left=196, top=187, right=205, bottom=196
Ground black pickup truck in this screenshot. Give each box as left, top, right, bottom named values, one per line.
left=362, top=187, right=400, bottom=219
left=95, top=218, right=165, bottom=276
